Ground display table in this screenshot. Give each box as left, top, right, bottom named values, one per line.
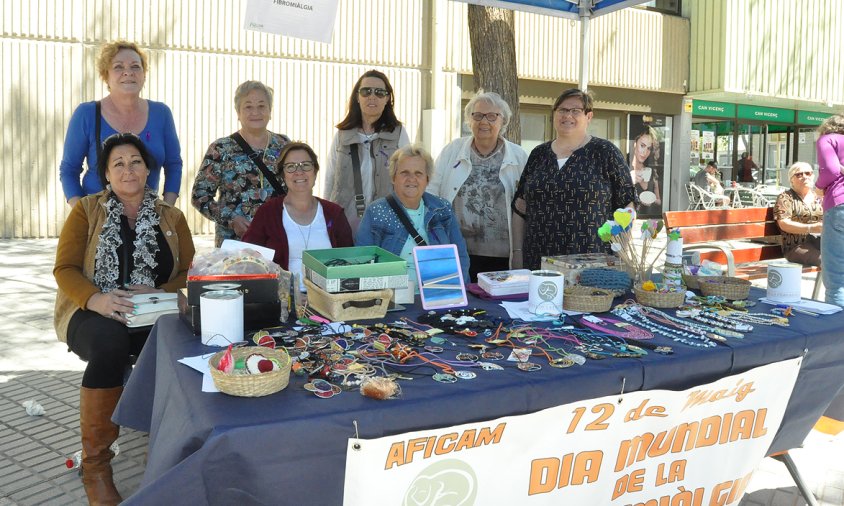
left=113, top=294, right=844, bottom=505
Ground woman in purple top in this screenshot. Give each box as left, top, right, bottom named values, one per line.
left=815, top=113, right=844, bottom=306
left=59, top=41, right=182, bottom=206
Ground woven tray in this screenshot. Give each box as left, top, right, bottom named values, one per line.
left=633, top=283, right=686, bottom=308
left=304, top=278, right=391, bottom=322
left=563, top=285, right=615, bottom=313
left=699, top=276, right=752, bottom=300
left=209, top=347, right=291, bottom=397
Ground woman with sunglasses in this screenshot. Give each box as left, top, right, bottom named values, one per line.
left=54, top=133, right=194, bottom=504
left=192, top=81, right=291, bottom=246
left=429, top=91, right=527, bottom=282
left=511, top=89, right=635, bottom=270
left=243, top=142, right=353, bottom=291
left=323, top=70, right=410, bottom=232
left=59, top=40, right=182, bottom=207
left=774, top=162, right=823, bottom=267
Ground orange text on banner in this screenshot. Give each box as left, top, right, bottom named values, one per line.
left=384, top=422, right=506, bottom=469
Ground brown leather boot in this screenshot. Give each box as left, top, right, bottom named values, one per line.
left=80, top=386, right=124, bottom=505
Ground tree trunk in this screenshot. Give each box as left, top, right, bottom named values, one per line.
left=467, top=5, right=521, bottom=144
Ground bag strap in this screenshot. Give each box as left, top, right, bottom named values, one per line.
left=386, top=195, right=427, bottom=246
left=95, top=100, right=102, bottom=162
left=230, top=132, right=287, bottom=196
left=350, top=145, right=366, bottom=217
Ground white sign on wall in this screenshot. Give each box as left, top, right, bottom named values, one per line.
left=244, top=0, right=340, bottom=43
left=344, top=358, right=801, bottom=505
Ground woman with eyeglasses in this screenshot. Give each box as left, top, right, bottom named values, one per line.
left=774, top=162, right=823, bottom=267
left=323, top=70, right=410, bottom=232
left=243, top=142, right=353, bottom=291
left=511, top=89, right=635, bottom=270
left=54, top=133, right=194, bottom=505
left=429, top=91, right=527, bottom=282
left=816, top=113, right=844, bottom=305
left=192, top=81, right=291, bottom=246
left=59, top=40, right=182, bottom=207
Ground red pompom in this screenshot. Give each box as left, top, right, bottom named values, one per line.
left=257, top=359, right=275, bottom=373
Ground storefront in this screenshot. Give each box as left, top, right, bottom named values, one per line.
left=689, top=99, right=834, bottom=186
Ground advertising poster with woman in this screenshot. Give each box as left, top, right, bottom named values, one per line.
left=629, top=114, right=670, bottom=218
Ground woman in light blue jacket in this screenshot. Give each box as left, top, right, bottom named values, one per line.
left=356, top=145, right=470, bottom=285
left=429, top=91, right=527, bottom=281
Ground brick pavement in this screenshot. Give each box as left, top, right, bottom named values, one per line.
left=0, top=237, right=842, bottom=505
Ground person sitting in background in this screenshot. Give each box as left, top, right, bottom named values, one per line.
left=54, top=133, right=194, bottom=505
left=356, top=144, right=470, bottom=285
left=693, top=161, right=730, bottom=206
left=242, top=142, right=353, bottom=291
left=429, top=91, right=527, bottom=281
left=774, top=162, right=823, bottom=267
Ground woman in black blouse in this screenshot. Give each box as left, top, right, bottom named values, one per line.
left=511, top=89, right=635, bottom=270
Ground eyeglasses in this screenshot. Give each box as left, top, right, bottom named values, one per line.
left=554, top=107, right=586, bottom=117
left=282, top=161, right=315, bottom=173
left=470, top=112, right=502, bottom=122
left=358, top=87, right=390, bottom=98
left=792, top=171, right=814, bottom=178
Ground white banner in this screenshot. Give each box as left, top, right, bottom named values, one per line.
left=344, top=358, right=801, bottom=505
left=243, top=0, right=339, bottom=43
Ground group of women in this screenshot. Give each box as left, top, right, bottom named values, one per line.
left=55, top=41, right=638, bottom=505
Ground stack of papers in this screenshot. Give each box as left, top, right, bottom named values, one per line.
left=758, top=298, right=843, bottom=315
left=500, top=301, right=582, bottom=321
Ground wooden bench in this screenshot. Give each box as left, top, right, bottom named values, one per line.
left=663, top=207, right=822, bottom=298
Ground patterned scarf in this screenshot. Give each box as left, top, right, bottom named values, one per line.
left=93, top=188, right=161, bottom=292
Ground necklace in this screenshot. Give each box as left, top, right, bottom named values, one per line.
left=284, top=201, right=315, bottom=249
left=612, top=305, right=718, bottom=348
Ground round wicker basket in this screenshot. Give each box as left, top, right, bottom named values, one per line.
left=633, top=283, right=686, bottom=308
left=698, top=276, right=752, bottom=300
left=563, top=285, right=615, bottom=313
left=209, top=347, right=292, bottom=397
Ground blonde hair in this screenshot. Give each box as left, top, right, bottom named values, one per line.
left=97, top=41, right=149, bottom=83
left=818, top=113, right=844, bottom=136
left=388, top=144, right=434, bottom=180
left=787, top=161, right=813, bottom=181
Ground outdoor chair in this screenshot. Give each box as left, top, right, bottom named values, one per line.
left=685, top=183, right=703, bottom=210
left=690, top=184, right=731, bottom=209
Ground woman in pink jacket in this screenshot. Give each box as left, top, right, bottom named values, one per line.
left=816, top=114, right=844, bottom=306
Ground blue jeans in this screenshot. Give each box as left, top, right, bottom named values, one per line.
left=822, top=205, right=844, bottom=306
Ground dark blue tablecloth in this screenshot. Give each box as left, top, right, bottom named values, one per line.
left=113, top=292, right=844, bottom=505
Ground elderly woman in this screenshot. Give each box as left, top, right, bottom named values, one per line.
left=243, top=142, right=353, bottom=291
left=59, top=40, right=182, bottom=206
left=429, top=91, right=527, bottom=281
left=192, top=80, right=291, bottom=246
left=816, top=114, right=844, bottom=306
left=323, top=70, right=410, bottom=231
left=356, top=144, right=470, bottom=285
left=774, top=162, right=823, bottom=267
left=54, top=133, right=194, bottom=504
left=629, top=127, right=662, bottom=216
left=512, top=89, right=635, bottom=270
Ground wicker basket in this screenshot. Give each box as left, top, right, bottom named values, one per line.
left=209, top=347, right=291, bottom=397
left=563, top=285, right=615, bottom=313
left=304, top=279, right=391, bottom=322
left=633, top=283, right=686, bottom=308
left=699, top=276, right=752, bottom=300
left=682, top=274, right=702, bottom=290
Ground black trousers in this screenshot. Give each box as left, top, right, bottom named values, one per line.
left=66, top=310, right=150, bottom=388
left=468, top=254, right=510, bottom=283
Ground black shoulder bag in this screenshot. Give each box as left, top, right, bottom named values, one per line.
left=230, top=132, right=287, bottom=196
left=350, top=145, right=367, bottom=217
left=386, top=195, right=427, bottom=246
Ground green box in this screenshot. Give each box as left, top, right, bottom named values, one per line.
left=302, top=246, right=407, bottom=280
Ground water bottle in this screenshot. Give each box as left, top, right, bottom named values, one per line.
left=65, top=442, right=120, bottom=469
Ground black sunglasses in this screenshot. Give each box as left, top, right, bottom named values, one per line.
left=358, top=87, right=390, bottom=98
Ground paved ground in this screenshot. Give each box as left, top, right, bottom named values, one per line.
left=0, top=236, right=842, bottom=505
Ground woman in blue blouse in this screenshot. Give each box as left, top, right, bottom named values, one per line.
left=356, top=144, right=470, bottom=284
left=59, top=40, right=182, bottom=206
